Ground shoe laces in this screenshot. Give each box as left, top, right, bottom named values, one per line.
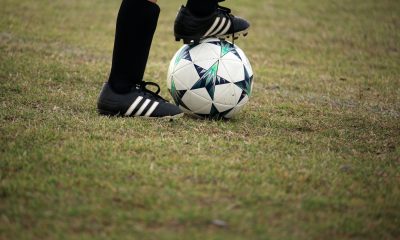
left=136, top=81, right=167, bottom=102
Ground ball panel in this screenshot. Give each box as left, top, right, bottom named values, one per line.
left=190, top=88, right=213, bottom=101
left=221, top=51, right=242, bottom=62
left=235, top=47, right=253, bottom=77
left=172, top=63, right=200, bottom=90
left=173, top=59, right=193, bottom=74
left=189, top=43, right=219, bottom=63
left=170, top=75, right=187, bottom=91
left=237, top=94, right=250, bottom=107
left=224, top=104, right=244, bottom=119
left=216, top=60, right=234, bottom=83
left=181, top=89, right=212, bottom=114
left=219, top=60, right=246, bottom=83
left=214, top=102, right=235, bottom=113
left=196, top=103, right=214, bottom=115
left=213, top=83, right=239, bottom=107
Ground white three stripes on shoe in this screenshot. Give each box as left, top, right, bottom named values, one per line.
left=124, top=97, right=159, bottom=117
left=209, top=17, right=226, bottom=36
left=134, top=99, right=151, bottom=116
left=144, top=102, right=159, bottom=117
left=203, top=16, right=231, bottom=37
left=220, top=20, right=231, bottom=35
left=124, top=96, right=143, bottom=116
left=203, top=17, right=220, bottom=37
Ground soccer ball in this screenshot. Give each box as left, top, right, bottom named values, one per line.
left=167, top=38, right=253, bottom=119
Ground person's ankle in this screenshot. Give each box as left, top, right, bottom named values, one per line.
left=185, top=0, right=217, bottom=17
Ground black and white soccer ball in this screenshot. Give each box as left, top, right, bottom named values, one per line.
left=167, top=38, right=253, bottom=119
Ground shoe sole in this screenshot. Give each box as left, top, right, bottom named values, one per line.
left=175, top=29, right=249, bottom=45
left=98, top=109, right=184, bottom=120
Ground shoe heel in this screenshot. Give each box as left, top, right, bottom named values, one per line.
left=175, top=34, right=200, bottom=45
left=183, top=39, right=192, bottom=44
left=183, top=39, right=200, bottom=45
left=175, top=37, right=193, bottom=45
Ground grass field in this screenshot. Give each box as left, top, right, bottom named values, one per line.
left=1, top=0, right=399, bottom=239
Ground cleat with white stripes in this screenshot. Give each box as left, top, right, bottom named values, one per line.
left=174, top=4, right=250, bottom=44
left=97, top=82, right=183, bottom=119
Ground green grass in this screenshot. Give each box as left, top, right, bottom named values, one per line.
left=1, top=0, right=399, bottom=239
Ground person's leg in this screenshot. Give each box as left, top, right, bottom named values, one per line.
left=108, top=0, right=160, bottom=94
left=185, top=0, right=218, bottom=17
left=98, top=0, right=182, bottom=118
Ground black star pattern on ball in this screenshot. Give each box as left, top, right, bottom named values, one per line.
left=197, top=104, right=234, bottom=119
left=234, top=66, right=253, bottom=104
left=191, top=61, right=230, bottom=100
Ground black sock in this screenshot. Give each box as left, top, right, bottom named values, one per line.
left=108, top=0, right=160, bottom=94
left=186, top=0, right=219, bottom=17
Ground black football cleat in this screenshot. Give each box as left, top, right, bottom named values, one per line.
left=174, top=3, right=250, bottom=44
left=97, top=82, right=183, bottom=119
